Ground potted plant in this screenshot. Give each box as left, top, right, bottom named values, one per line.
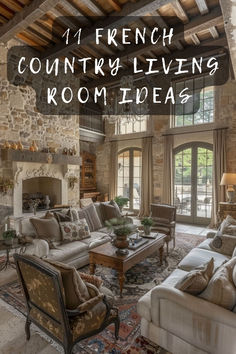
left=141, top=217, right=153, bottom=236
left=105, top=218, right=132, bottom=255
left=114, top=196, right=129, bottom=211
left=2, top=229, right=16, bottom=246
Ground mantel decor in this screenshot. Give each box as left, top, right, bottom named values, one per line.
left=0, top=177, right=14, bottom=194
left=1, top=149, right=81, bottom=166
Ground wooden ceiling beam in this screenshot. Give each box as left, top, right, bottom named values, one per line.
left=172, top=0, right=189, bottom=24
left=155, top=10, right=183, bottom=49
left=209, top=26, right=219, bottom=39
left=85, top=35, right=227, bottom=89
left=77, top=0, right=106, bottom=16
left=195, top=0, right=209, bottom=15
left=76, top=6, right=223, bottom=78
left=41, top=0, right=175, bottom=60
left=219, top=0, right=236, bottom=78
left=0, top=0, right=62, bottom=43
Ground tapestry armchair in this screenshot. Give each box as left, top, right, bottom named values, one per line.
left=150, top=203, right=176, bottom=254
left=14, top=254, right=120, bottom=354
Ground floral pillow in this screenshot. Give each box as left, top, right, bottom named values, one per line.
left=60, top=219, right=90, bottom=243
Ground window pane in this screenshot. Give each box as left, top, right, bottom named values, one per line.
left=115, top=116, right=148, bottom=135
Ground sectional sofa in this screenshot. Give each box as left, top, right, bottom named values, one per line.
left=137, top=234, right=236, bottom=354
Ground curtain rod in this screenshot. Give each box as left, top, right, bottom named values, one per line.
left=162, top=126, right=228, bottom=137
left=109, top=134, right=153, bottom=142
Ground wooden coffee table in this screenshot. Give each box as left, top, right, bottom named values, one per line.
left=89, top=233, right=165, bottom=296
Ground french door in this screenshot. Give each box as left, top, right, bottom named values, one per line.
left=117, top=148, right=142, bottom=210
left=174, top=142, right=213, bottom=224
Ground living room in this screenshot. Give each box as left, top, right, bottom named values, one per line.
left=0, top=0, right=236, bottom=353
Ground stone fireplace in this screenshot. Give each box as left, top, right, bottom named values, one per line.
left=0, top=149, right=81, bottom=219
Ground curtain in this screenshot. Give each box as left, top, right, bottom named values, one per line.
left=162, top=135, right=173, bottom=205
left=109, top=140, right=118, bottom=200
left=139, top=137, right=153, bottom=217
left=211, top=129, right=226, bottom=226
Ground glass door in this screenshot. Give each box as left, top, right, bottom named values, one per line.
left=174, top=143, right=213, bottom=224
left=117, top=148, right=142, bottom=211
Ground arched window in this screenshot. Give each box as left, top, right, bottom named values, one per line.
left=174, top=142, right=213, bottom=224
left=117, top=148, right=142, bottom=210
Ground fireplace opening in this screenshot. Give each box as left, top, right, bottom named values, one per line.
left=22, top=177, right=62, bottom=213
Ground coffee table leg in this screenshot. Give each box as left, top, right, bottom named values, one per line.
left=159, top=246, right=164, bottom=265
left=118, top=272, right=125, bottom=297
left=90, top=263, right=96, bottom=275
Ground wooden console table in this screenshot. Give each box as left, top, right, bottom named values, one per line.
left=218, top=202, right=236, bottom=223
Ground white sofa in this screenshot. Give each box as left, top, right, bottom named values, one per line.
left=137, top=235, right=236, bottom=354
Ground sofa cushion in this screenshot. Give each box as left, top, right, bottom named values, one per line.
left=60, top=219, right=90, bottom=243
left=102, top=203, right=122, bottom=221
left=45, top=259, right=90, bottom=310
left=80, top=232, right=110, bottom=249
left=178, top=248, right=229, bottom=272
left=209, top=234, right=236, bottom=256
left=161, top=268, right=189, bottom=287
left=199, top=257, right=236, bottom=310
left=78, top=204, right=102, bottom=232
left=175, top=258, right=214, bottom=295
left=47, top=241, right=88, bottom=262
left=54, top=211, right=72, bottom=223
left=197, top=238, right=213, bottom=251
left=20, top=218, right=37, bottom=238
left=137, top=290, right=152, bottom=322
left=94, top=203, right=104, bottom=226
left=30, top=217, right=61, bottom=248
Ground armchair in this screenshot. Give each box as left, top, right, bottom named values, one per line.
left=14, top=254, right=120, bottom=354
left=150, top=203, right=176, bottom=254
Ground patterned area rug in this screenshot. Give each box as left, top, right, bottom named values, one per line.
left=0, top=232, right=203, bottom=354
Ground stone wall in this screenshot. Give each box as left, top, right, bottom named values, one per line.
left=0, top=39, right=81, bottom=220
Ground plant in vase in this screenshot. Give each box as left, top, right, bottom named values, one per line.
left=2, top=229, right=16, bottom=245
left=141, top=217, right=153, bottom=236
left=114, top=196, right=129, bottom=212
left=105, top=218, right=132, bottom=255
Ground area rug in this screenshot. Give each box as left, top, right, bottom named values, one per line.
left=0, top=232, right=203, bottom=353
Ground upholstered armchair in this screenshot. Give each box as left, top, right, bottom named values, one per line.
left=14, top=254, right=120, bottom=354
left=150, top=203, right=176, bottom=254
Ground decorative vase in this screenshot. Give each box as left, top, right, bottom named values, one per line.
left=4, top=141, right=10, bottom=149
left=45, top=195, right=50, bottom=209
left=143, top=225, right=151, bottom=236
left=11, top=142, right=18, bottom=150
left=17, top=141, right=23, bottom=151
left=114, top=234, right=129, bottom=255
left=32, top=140, right=38, bottom=152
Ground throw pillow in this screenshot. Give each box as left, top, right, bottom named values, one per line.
left=78, top=203, right=102, bottom=232
left=110, top=200, right=122, bottom=217
left=45, top=259, right=90, bottom=310
left=54, top=211, right=72, bottom=223
left=30, top=217, right=61, bottom=248
left=102, top=202, right=122, bottom=221
left=175, top=258, right=214, bottom=295
left=79, top=272, right=103, bottom=288
left=80, top=198, right=93, bottom=208
left=60, top=218, right=90, bottom=243
left=210, top=234, right=236, bottom=256
left=220, top=215, right=236, bottom=236
left=199, top=257, right=236, bottom=310
left=68, top=207, right=79, bottom=222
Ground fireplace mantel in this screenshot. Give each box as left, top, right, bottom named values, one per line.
left=1, top=149, right=81, bottom=166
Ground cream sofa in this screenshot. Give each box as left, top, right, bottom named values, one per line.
left=137, top=235, right=236, bottom=354
left=15, top=202, right=134, bottom=269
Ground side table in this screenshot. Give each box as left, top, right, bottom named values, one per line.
left=0, top=241, right=29, bottom=271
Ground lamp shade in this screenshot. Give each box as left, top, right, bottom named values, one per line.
left=220, top=173, right=236, bottom=186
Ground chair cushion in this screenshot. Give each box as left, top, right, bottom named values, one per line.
left=45, top=259, right=90, bottom=310
left=175, top=258, right=214, bottom=295
left=78, top=204, right=102, bottom=232
left=30, top=216, right=61, bottom=248
left=199, top=257, right=236, bottom=310
left=59, top=219, right=90, bottom=243
left=178, top=248, right=229, bottom=272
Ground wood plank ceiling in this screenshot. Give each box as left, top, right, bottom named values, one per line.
left=0, top=0, right=228, bottom=88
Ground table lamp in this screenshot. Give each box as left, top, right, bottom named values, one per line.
left=220, top=173, right=236, bottom=203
